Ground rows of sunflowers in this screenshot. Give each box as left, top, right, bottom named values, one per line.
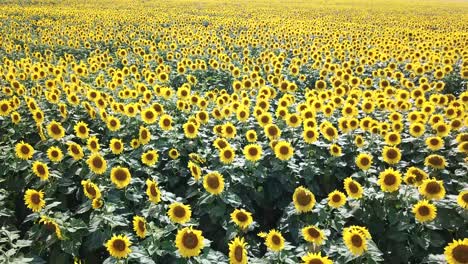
left=0, top=0, right=467, bottom=263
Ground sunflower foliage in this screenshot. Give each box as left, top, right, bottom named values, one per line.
left=0, top=0, right=467, bottom=263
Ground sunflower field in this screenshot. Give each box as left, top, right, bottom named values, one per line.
left=0, top=0, right=467, bottom=263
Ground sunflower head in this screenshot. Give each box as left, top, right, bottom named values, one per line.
left=292, top=186, right=316, bottom=213
left=24, top=189, right=45, bottom=212
left=343, top=226, right=371, bottom=256
left=175, top=227, right=205, bottom=258
left=168, top=202, right=192, bottom=224
left=419, top=178, right=446, bottom=200
left=412, top=200, right=437, bottom=223
left=424, top=154, right=447, bottom=170
left=243, top=144, right=262, bottom=162
left=382, top=146, right=401, bottom=165
left=146, top=179, right=161, bottom=203
left=328, top=190, right=347, bottom=208
left=105, top=234, right=132, bottom=259
left=86, top=153, right=107, bottom=175
left=228, top=237, right=248, bottom=264
left=265, top=229, right=285, bottom=252
left=301, top=252, right=333, bottom=264
left=15, top=141, right=34, bottom=160
left=444, top=238, right=468, bottom=264
left=301, top=225, right=325, bottom=245
left=378, top=167, right=402, bottom=193
left=32, top=161, right=49, bottom=181
left=203, top=171, right=225, bottom=195
left=133, top=216, right=147, bottom=238
left=230, top=209, right=253, bottom=230
left=274, top=140, right=294, bottom=161
left=457, top=190, right=468, bottom=209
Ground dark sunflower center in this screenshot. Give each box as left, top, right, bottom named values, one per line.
left=426, top=182, right=441, bottom=194
left=86, top=184, right=96, bottom=197
left=90, top=141, right=97, bottom=149
left=71, top=145, right=80, bottom=154
left=187, top=125, right=195, bottom=133
left=413, top=126, right=421, bottom=132
left=452, top=245, right=468, bottom=263
left=37, top=165, right=46, bottom=175
left=51, top=150, right=59, bottom=157
left=290, top=116, right=298, bottom=123
left=163, top=119, right=171, bottom=126
left=92, top=157, right=103, bottom=168
left=332, top=194, right=341, bottom=203
left=114, top=142, right=122, bottom=149
left=248, top=147, right=258, bottom=156
left=31, top=193, right=41, bottom=204
left=268, top=127, right=278, bottom=136
left=236, top=212, right=248, bottom=222
left=360, top=157, right=370, bottom=166
left=279, top=146, right=289, bottom=155
left=173, top=206, right=186, bottom=218
left=326, top=127, right=335, bottom=137
left=21, top=145, right=30, bottom=155
left=110, top=120, right=117, bottom=126
left=141, top=130, right=148, bottom=139
left=113, top=239, right=126, bottom=252
left=51, top=124, right=61, bottom=135
left=218, top=141, right=227, bottom=149
left=138, top=220, right=145, bottom=232
left=272, top=235, right=281, bottom=245
left=234, top=245, right=243, bottom=261
left=389, top=134, right=397, bottom=142
left=146, top=153, right=154, bottom=161
left=207, top=175, right=220, bottom=189
left=114, top=169, right=127, bottom=181
left=386, top=149, right=398, bottom=159
left=79, top=126, right=87, bottom=134
left=145, top=111, right=154, bottom=119
left=44, top=222, right=56, bottom=232
left=351, top=234, right=363, bottom=247
left=306, top=131, right=315, bottom=138
left=307, top=227, right=320, bottom=238
left=182, top=232, right=199, bottom=249
left=384, top=174, right=396, bottom=186
left=430, top=138, right=439, bottom=146
left=296, top=190, right=312, bottom=206
left=348, top=182, right=359, bottom=193
left=223, top=150, right=233, bottom=159
left=463, top=193, right=468, bottom=203
left=428, top=157, right=443, bottom=166
left=418, top=205, right=430, bottom=216
left=308, top=259, right=324, bottom=264
left=150, top=184, right=158, bottom=196
left=1, top=104, right=8, bottom=111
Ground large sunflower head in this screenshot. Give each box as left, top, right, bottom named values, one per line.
left=329, top=144, right=342, bottom=157
left=47, top=146, right=64, bottom=163
left=159, top=114, right=173, bottom=131
left=146, top=179, right=161, bottom=203
left=355, top=153, right=373, bottom=171
left=223, top=122, right=237, bottom=139
left=328, top=190, right=347, bottom=208
left=219, top=146, right=236, bottom=164
left=457, top=190, right=468, bottom=209
left=183, top=122, right=199, bottom=139
left=343, top=228, right=368, bottom=256
left=425, top=136, right=444, bottom=151
left=141, top=150, right=159, bottom=166
left=24, top=189, right=45, bottom=212
left=132, top=216, right=147, bottom=239
left=419, top=178, right=446, bottom=200
left=47, top=120, right=65, bottom=140
left=292, top=186, right=316, bottom=213
left=424, top=154, right=447, bottom=170
left=344, top=177, right=363, bottom=199
left=245, top=130, right=257, bottom=142
left=15, top=141, right=34, bottom=160
left=378, top=167, right=402, bottom=192
left=382, top=146, right=401, bottom=165
left=301, top=225, right=325, bottom=245
left=444, top=238, right=468, bottom=264
left=86, top=153, right=107, bottom=175
left=87, top=136, right=100, bottom=153
left=409, top=123, right=425, bottom=138
left=264, top=124, right=281, bottom=140
left=274, top=140, right=294, bottom=161
left=265, top=229, right=285, bottom=252
left=109, top=138, right=124, bottom=155
left=141, top=108, right=157, bottom=124
left=39, top=216, right=63, bottom=240
left=175, top=227, right=205, bottom=258
left=243, top=144, right=262, bottom=162
left=81, top=179, right=101, bottom=200
left=168, top=202, right=192, bottom=224
left=230, top=209, right=253, bottom=230
left=301, top=252, right=333, bottom=264
left=229, top=237, right=248, bottom=264
left=412, top=199, right=437, bottom=223
left=105, top=234, right=132, bottom=259
left=203, top=171, right=225, bottom=195
left=385, top=131, right=401, bottom=146
left=67, top=142, right=84, bottom=160
left=110, top=166, right=131, bottom=189
left=32, top=161, right=49, bottom=181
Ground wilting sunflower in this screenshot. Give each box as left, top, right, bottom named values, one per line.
left=139, top=126, right=151, bottom=145
left=203, top=171, right=225, bottom=195
left=146, top=179, right=161, bottom=203
left=175, top=227, right=205, bottom=258
left=74, top=121, right=89, bottom=139
left=424, top=154, right=447, bottom=170
left=133, top=216, right=147, bottom=238
left=378, top=168, right=402, bottom=193
left=412, top=200, right=437, bottom=223
left=274, top=140, right=294, bottom=161
left=168, top=202, right=192, bottom=224
left=46, top=120, right=65, bottom=140
left=344, top=177, right=363, bottom=199
left=444, top=238, right=468, bottom=264
left=301, top=252, right=333, bottom=264
left=32, top=161, right=49, bottom=181
left=141, top=150, right=159, bottom=166
left=457, top=190, right=468, bottom=209
left=81, top=179, right=101, bottom=200
left=230, top=209, right=253, bottom=230
left=15, top=141, right=34, bottom=160
left=67, top=142, right=84, bottom=160
left=343, top=228, right=368, bottom=256
left=382, top=146, right=401, bottom=165
left=328, top=190, right=347, bottom=208
left=24, top=189, right=45, bottom=212
left=39, top=215, right=63, bottom=240
left=109, top=138, right=124, bottom=155
left=355, top=153, right=372, bottom=171
left=169, top=148, right=180, bottom=159
left=243, top=144, right=262, bottom=162
left=329, top=144, right=342, bottom=157
left=265, top=229, right=285, bottom=252
left=141, top=108, right=157, bottom=124
left=87, top=136, right=100, bottom=152
left=183, top=122, right=199, bottom=139
left=110, top=166, right=131, bottom=189
left=425, top=136, right=444, bottom=151
left=293, top=186, right=316, bottom=213
left=105, top=234, right=132, bottom=259
left=419, top=178, right=446, bottom=200
left=86, top=153, right=107, bottom=175
left=302, top=225, right=325, bottom=245
left=220, top=146, right=236, bottom=164
left=229, top=237, right=248, bottom=264
left=47, top=146, right=64, bottom=163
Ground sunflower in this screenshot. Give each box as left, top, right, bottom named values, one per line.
left=457, top=190, right=468, bottom=209
left=133, top=216, right=147, bottom=238
left=15, top=141, right=34, bottom=160
left=230, top=209, right=253, bottom=230
left=130, top=138, right=140, bottom=149
left=87, top=136, right=100, bottom=152
left=92, top=198, right=103, bottom=209
left=409, top=123, right=425, bottom=137
left=47, top=146, right=64, bottom=163
left=434, top=122, right=450, bottom=137
left=355, top=135, right=365, bottom=147
left=329, top=144, right=342, bottom=157
left=424, top=154, right=447, bottom=170
left=105, top=234, right=132, bottom=259
left=419, top=178, right=446, bottom=200
left=46, top=120, right=65, bottom=140
left=175, top=227, right=205, bottom=258
left=141, top=108, right=157, bottom=124
left=274, top=140, right=294, bottom=161
left=81, top=179, right=101, bottom=199
left=203, top=171, right=225, bottom=195
left=141, top=150, right=159, bottom=166
left=321, top=125, right=338, bottom=142
left=86, top=153, right=107, bottom=175
left=444, top=238, right=468, bottom=264
left=412, top=200, right=437, bottom=223
left=378, top=168, right=402, bottom=193
left=220, top=146, right=236, bottom=164
left=425, top=136, right=444, bottom=151
left=301, top=252, right=333, bottom=264
left=67, top=142, right=84, bottom=160
left=213, top=138, right=230, bottom=150
left=328, top=190, right=347, bottom=208
left=302, top=225, right=325, bottom=245
left=385, top=132, right=401, bottom=146
left=109, top=138, right=124, bottom=155
left=404, top=167, right=428, bottom=186
left=293, top=186, right=316, bottom=213
left=382, top=146, right=401, bottom=165
left=74, top=121, right=89, bottom=139
left=139, top=126, right=151, bottom=145
left=303, top=128, right=319, bottom=144
left=24, top=189, right=45, bottom=212
left=223, top=122, right=237, bottom=139
left=246, top=130, right=257, bottom=142
left=243, top=144, right=262, bottom=162
left=355, top=153, right=372, bottom=171
left=32, top=161, right=49, bottom=181
left=286, top=113, right=302, bottom=128
left=169, top=148, right=180, bottom=159
left=343, top=228, right=368, bottom=256
left=146, top=179, right=161, bottom=203
left=265, top=230, right=285, bottom=252
left=344, top=177, right=363, bottom=199
left=39, top=216, right=63, bottom=240
left=110, top=166, right=131, bottom=189
left=188, top=161, right=202, bottom=181
left=168, top=202, right=192, bottom=224
left=458, top=142, right=468, bottom=154
left=183, top=122, right=199, bottom=139
left=159, top=114, right=173, bottom=131
left=229, top=237, right=248, bottom=264
left=11, top=111, right=21, bottom=124
left=264, top=124, right=281, bottom=140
